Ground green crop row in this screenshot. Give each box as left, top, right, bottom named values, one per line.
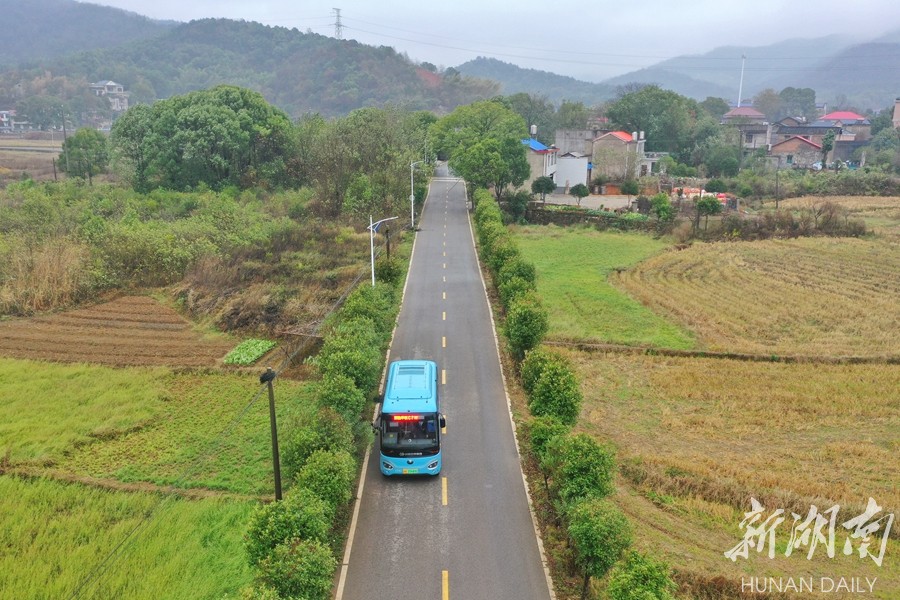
left=224, top=339, right=277, bottom=365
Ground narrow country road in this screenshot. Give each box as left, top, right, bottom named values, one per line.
left=337, top=165, right=553, bottom=600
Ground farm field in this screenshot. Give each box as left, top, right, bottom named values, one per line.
left=0, top=139, right=60, bottom=186
left=0, top=476, right=254, bottom=598
left=0, top=357, right=314, bottom=495
left=773, top=195, right=900, bottom=238
left=512, top=225, right=695, bottom=349
left=614, top=237, right=900, bottom=357
left=0, top=295, right=237, bottom=367
left=569, top=349, right=900, bottom=598
left=0, top=355, right=315, bottom=598
left=511, top=223, right=898, bottom=597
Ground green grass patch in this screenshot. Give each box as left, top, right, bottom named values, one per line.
left=0, top=358, right=315, bottom=495
left=0, top=475, right=254, bottom=599
left=0, top=359, right=168, bottom=465
left=511, top=225, right=695, bottom=349
left=224, top=338, right=277, bottom=365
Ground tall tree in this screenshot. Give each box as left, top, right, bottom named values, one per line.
left=778, top=87, right=817, bottom=122
left=58, top=128, right=108, bottom=183
left=604, top=85, right=703, bottom=163
left=753, top=88, right=783, bottom=121
left=431, top=100, right=529, bottom=199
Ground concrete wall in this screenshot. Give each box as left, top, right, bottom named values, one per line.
left=555, top=156, right=589, bottom=191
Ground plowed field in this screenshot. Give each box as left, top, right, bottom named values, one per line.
left=0, top=296, right=234, bottom=367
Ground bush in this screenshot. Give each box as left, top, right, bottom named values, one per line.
left=607, top=551, right=677, bottom=600
left=281, top=407, right=354, bottom=484
left=315, top=373, right=367, bottom=423
left=374, top=257, right=404, bottom=285
left=504, top=292, right=549, bottom=360
left=528, top=358, right=581, bottom=425
left=244, top=487, right=333, bottom=566
left=498, top=256, right=537, bottom=286
left=542, top=433, right=615, bottom=508
left=498, top=275, right=533, bottom=311
left=486, top=232, right=519, bottom=274
left=527, top=416, right=570, bottom=461
left=317, top=344, right=383, bottom=395
left=294, top=450, right=357, bottom=513
left=257, top=538, right=336, bottom=600
left=567, top=499, right=633, bottom=598
left=520, top=347, right=566, bottom=396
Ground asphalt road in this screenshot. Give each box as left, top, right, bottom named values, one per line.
left=337, top=166, right=553, bottom=600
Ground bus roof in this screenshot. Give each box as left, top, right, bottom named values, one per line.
left=383, top=359, right=438, bottom=414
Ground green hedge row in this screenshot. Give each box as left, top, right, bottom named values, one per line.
left=472, top=189, right=548, bottom=359
left=243, top=277, right=403, bottom=598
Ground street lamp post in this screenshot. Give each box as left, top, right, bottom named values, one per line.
left=368, top=215, right=398, bottom=286
left=410, top=160, right=424, bottom=230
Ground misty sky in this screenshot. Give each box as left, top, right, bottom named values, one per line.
left=82, top=0, right=900, bottom=82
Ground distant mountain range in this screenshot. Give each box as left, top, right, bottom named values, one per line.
left=458, top=32, right=900, bottom=110
left=1, top=1, right=898, bottom=115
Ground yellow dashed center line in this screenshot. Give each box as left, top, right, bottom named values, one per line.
left=442, top=570, right=449, bottom=600
left=442, top=311, right=446, bottom=321
left=442, top=477, right=448, bottom=506
left=441, top=369, right=446, bottom=385
left=443, top=251, right=446, bottom=257
left=443, top=263, right=446, bottom=269
left=443, top=275, right=446, bottom=283
left=442, top=292, right=446, bottom=300
left=442, top=336, right=446, bottom=348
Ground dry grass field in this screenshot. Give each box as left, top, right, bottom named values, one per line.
left=773, top=195, right=900, bottom=238
left=613, top=237, right=900, bottom=358
left=568, top=348, right=900, bottom=598
left=0, top=139, right=61, bottom=186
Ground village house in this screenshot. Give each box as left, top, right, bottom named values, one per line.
left=769, top=136, right=823, bottom=169
left=89, top=80, right=130, bottom=112
left=591, top=130, right=650, bottom=180
left=521, top=137, right=558, bottom=191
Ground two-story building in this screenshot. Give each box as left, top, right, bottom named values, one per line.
left=89, top=80, right=130, bottom=112
left=521, top=137, right=558, bottom=191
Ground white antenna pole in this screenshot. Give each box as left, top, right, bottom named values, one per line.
left=737, top=54, right=746, bottom=107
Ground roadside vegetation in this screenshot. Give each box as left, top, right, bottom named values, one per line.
left=0, top=89, right=422, bottom=599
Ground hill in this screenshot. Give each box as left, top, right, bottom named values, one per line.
left=455, top=57, right=615, bottom=105
left=2, top=19, right=499, bottom=118
left=0, top=0, right=175, bottom=66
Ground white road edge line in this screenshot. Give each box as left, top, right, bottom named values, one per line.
left=464, top=185, right=558, bottom=600
left=334, top=177, right=433, bottom=600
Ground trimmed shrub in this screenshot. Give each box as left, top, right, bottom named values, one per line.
left=257, top=538, right=336, bottom=600
left=529, top=357, right=581, bottom=424
left=520, top=347, right=567, bottom=396
left=315, top=373, right=367, bottom=423
left=244, top=487, right=333, bottom=566
left=295, top=450, right=357, bottom=513
left=568, top=499, right=633, bottom=600
left=317, top=345, right=383, bottom=395
left=527, top=415, right=570, bottom=461
left=498, top=275, right=533, bottom=311
left=281, top=407, right=354, bottom=484
left=486, top=233, right=519, bottom=274
left=607, top=551, right=677, bottom=600
left=504, top=292, right=549, bottom=360
left=338, top=283, right=395, bottom=339
left=498, top=256, right=537, bottom=287
left=542, top=433, right=615, bottom=508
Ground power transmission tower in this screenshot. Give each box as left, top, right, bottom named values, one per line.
left=333, top=8, right=343, bottom=39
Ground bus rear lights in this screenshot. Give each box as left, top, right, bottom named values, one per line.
left=427, top=460, right=439, bottom=470
left=382, top=461, right=395, bottom=471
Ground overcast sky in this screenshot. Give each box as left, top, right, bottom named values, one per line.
left=82, top=0, right=900, bottom=82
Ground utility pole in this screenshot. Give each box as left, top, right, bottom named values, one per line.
left=260, top=367, right=282, bottom=501
left=333, top=8, right=343, bottom=39
left=737, top=54, right=746, bottom=108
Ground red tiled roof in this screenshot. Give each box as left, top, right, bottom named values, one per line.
left=821, top=110, right=866, bottom=121
left=598, top=131, right=635, bottom=143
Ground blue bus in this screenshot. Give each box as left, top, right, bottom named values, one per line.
left=376, top=359, right=445, bottom=476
